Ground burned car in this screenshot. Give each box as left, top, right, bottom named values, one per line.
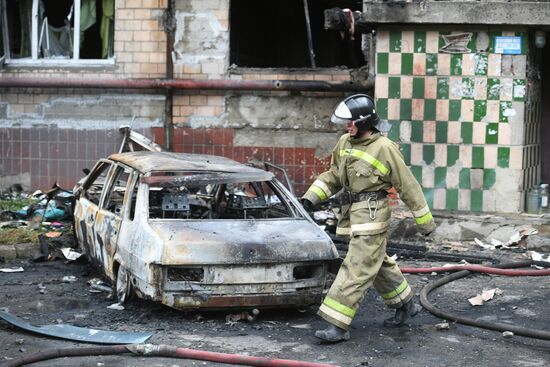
left=73, top=130, right=337, bottom=310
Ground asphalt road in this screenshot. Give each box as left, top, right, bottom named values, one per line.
left=1, top=257, right=549, bottom=367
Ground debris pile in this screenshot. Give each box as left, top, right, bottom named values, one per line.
left=474, top=225, right=539, bottom=251
left=0, top=183, right=78, bottom=262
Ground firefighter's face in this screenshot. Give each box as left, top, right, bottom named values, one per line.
left=346, top=121, right=358, bottom=136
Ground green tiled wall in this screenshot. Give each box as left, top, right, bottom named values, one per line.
left=376, top=29, right=528, bottom=212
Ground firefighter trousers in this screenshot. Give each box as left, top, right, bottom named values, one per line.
left=318, top=232, right=413, bottom=330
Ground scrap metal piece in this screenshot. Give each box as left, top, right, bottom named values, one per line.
left=0, top=311, right=152, bottom=344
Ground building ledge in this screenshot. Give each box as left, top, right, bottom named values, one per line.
left=362, top=2, right=550, bottom=26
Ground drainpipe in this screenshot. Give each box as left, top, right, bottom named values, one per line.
left=163, top=0, right=176, bottom=151
left=0, top=77, right=373, bottom=91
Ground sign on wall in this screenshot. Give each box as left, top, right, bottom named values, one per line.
left=494, top=36, right=522, bottom=55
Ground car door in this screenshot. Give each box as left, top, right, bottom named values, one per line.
left=75, top=160, right=114, bottom=263
left=93, top=163, right=134, bottom=280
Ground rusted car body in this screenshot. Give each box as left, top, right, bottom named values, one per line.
left=73, top=130, right=337, bottom=310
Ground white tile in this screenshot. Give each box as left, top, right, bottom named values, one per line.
left=422, top=166, right=435, bottom=188
left=426, top=31, right=439, bottom=53
left=434, top=188, right=446, bottom=210
left=400, top=76, right=413, bottom=99
left=484, top=145, right=498, bottom=168
left=401, top=31, right=414, bottom=53
left=411, top=143, right=424, bottom=165
left=458, top=189, right=471, bottom=210
left=376, top=76, right=389, bottom=99
left=389, top=53, right=401, bottom=75
left=459, top=145, right=472, bottom=167
left=434, top=144, right=447, bottom=167
left=377, top=30, right=390, bottom=52
left=399, top=120, right=412, bottom=142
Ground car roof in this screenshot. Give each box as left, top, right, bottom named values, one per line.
left=108, top=151, right=272, bottom=177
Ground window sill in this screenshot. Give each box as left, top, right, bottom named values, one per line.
left=3, top=57, right=116, bottom=69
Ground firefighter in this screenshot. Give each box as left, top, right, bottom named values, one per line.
left=301, top=94, right=436, bottom=343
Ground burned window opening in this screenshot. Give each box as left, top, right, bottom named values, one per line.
left=147, top=173, right=295, bottom=220
left=83, top=161, right=112, bottom=206
left=1, top=0, right=114, bottom=62
left=230, top=0, right=364, bottom=68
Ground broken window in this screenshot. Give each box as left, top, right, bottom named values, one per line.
left=230, top=0, right=364, bottom=68
left=0, top=0, right=114, bottom=64
left=84, top=161, right=112, bottom=206
left=146, top=172, right=295, bottom=220
left=103, top=165, right=132, bottom=216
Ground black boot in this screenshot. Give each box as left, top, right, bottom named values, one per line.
left=383, top=298, right=422, bottom=328
left=314, top=323, right=350, bottom=343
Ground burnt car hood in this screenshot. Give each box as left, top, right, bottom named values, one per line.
left=149, top=219, right=337, bottom=265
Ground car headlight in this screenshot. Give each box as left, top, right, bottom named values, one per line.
left=293, top=264, right=323, bottom=280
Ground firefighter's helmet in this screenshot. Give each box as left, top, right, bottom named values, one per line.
left=330, top=94, right=391, bottom=133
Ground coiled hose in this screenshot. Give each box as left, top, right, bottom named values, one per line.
left=402, top=260, right=550, bottom=340
left=1, top=343, right=338, bottom=367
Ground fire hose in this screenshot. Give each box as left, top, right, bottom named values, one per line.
left=1, top=344, right=338, bottom=367
left=402, top=260, right=550, bottom=340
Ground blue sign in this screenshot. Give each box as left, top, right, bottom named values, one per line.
left=494, top=36, right=522, bottom=55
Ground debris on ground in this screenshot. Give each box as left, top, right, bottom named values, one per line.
left=62, top=275, right=77, bottom=283
left=225, top=309, right=260, bottom=323
left=0, top=310, right=151, bottom=344
left=87, top=278, right=112, bottom=294
left=474, top=225, right=539, bottom=251
left=434, top=322, right=450, bottom=330
left=502, top=331, right=514, bottom=338
left=528, top=251, right=550, bottom=264
left=290, top=324, right=312, bottom=330
left=468, top=288, right=501, bottom=306
left=61, top=247, right=83, bottom=261
left=0, top=267, right=24, bottom=273
left=107, top=303, right=125, bottom=311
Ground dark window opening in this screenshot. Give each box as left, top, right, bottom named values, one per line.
left=230, top=0, right=364, bottom=68
left=6, top=0, right=31, bottom=58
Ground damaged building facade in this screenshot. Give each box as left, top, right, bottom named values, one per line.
left=1, top=0, right=549, bottom=214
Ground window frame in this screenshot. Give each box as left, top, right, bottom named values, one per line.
left=0, top=0, right=8, bottom=65
left=0, top=0, right=115, bottom=67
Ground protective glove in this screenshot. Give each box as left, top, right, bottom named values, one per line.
left=300, top=198, right=314, bottom=211
left=417, top=220, right=436, bottom=236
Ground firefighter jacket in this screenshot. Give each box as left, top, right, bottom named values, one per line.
left=303, top=132, right=436, bottom=236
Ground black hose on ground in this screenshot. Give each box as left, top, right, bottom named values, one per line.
left=419, top=260, right=550, bottom=340
left=2, top=345, right=128, bottom=367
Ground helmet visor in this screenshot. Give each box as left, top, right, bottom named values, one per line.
left=330, top=101, right=352, bottom=125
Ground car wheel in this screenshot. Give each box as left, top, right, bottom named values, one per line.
left=116, top=265, right=132, bottom=304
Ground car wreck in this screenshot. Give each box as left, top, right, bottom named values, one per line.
left=73, top=128, right=338, bottom=310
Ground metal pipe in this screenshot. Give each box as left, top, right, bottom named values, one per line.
left=303, top=0, right=316, bottom=68
left=0, top=77, right=373, bottom=92
left=163, top=0, right=176, bottom=151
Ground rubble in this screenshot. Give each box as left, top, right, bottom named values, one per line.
left=0, top=267, right=24, bottom=273
left=468, top=288, right=501, bottom=306
left=434, top=322, right=450, bottom=331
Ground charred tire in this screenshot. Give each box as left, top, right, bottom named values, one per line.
left=115, top=265, right=133, bottom=304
